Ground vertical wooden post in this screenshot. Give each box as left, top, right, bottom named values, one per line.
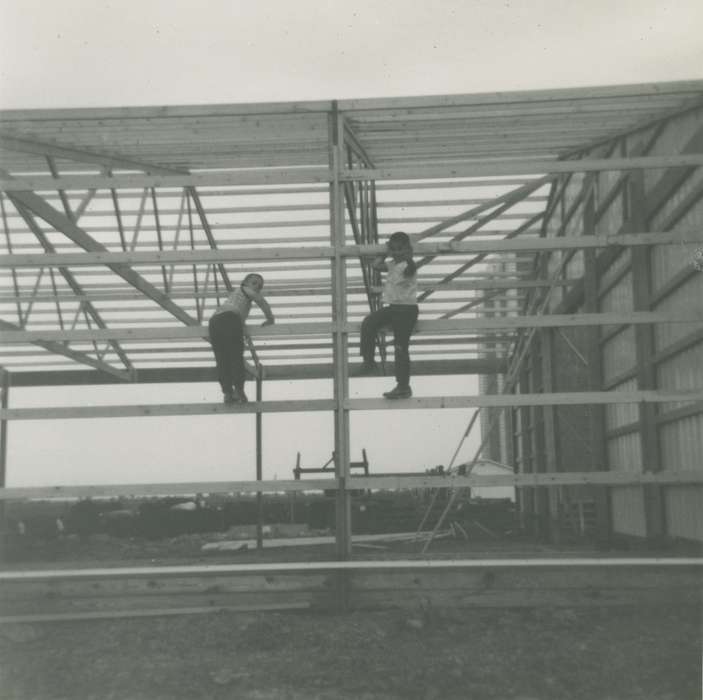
left=329, top=104, right=352, bottom=564
left=540, top=327, right=560, bottom=542
left=628, top=171, right=665, bottom=543
left=0, top=370, right=8, bottom=529
left=583, top=191, right=612, bottom=543
left=255, top=372, right=263, bottom=550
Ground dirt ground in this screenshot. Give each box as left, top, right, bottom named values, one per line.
left=2, top=533, right=701, bottom=699
left=1, top=604, right=701, bottom=700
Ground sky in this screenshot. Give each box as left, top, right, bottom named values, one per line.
left=1, top=1, right=702, bottom=488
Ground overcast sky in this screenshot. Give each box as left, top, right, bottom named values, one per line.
left=1, top=1, right=702, bottom=487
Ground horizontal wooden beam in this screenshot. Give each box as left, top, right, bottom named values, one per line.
left=3, top=555, right=700, bottom=621
left=3, top=312, right=701, bottom=343
left=1, top=232, right=697, bottom=267
left=1, top=470, right=700, bottom=501
left=1, top=390, right=702, bottom=421
left=3, top=155, right=702, bottom=191
left=0, top=478, right=336, bottom=500
left=2, top=556, right=700, bottom=583
left=348, top=470, right=703, bottom=490
left=3, top=358, right=509, bottom=386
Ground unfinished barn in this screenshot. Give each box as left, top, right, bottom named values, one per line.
left=0, top=81, right=702, bottom=617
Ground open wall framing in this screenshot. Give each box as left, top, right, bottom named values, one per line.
left=1, top=80, right=703, bottom=556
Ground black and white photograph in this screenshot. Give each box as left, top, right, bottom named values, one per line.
left=0, top=2, right=702, bottom=698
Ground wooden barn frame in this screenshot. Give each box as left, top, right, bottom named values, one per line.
left=1, top=81, right=702, bottom=616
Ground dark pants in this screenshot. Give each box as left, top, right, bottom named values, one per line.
left=208, top=311, right=245, bottom=394
left=360, top=304, right=419, bottom=388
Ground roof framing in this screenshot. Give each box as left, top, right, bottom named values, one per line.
left=1, top=80, right=702, bottom=384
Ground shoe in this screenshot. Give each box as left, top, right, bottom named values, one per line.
left=383, top=385, right=412, bottom=399
left=353, top=362, right=379, bottom=377
left=233, top=387, right=248, bottom=403
left=223, top=392, right=236, bottom=405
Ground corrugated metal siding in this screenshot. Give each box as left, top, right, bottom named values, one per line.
left=601, top=328, right=636, bottom=385
left=610, top=487, right=647, bottom=536
left=646, top=110, right=703, bottom=542
left=659, top=413, right=703, bottom=471
left=600, top=272, right=633, bottom=312
left=665, top=487, right=703, bottom=541
left=606, top=421, right=642, bottom=468
left=653, top=275, right=703, bottom=350
left=657, top=344, right=703, bottom=412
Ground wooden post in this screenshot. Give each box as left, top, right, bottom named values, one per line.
left=329, top=105, right=352, bottom=565
left=583, top=192, right=612, bottom=543
left=540, top=327, right=560, bottom=542
left=255, top=373, right=263, bottom=550
left=0, top=370, right=8, bottom=529
left=628, top=171, right=665, bottom=543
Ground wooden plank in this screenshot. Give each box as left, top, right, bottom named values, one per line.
left=629, top=171, right=666, bottom=541
left=4, top=232, right=698, bottom=267
left=583, top=192, right=612, bottom=541
left=1, top=471, right=701, bottom=502
left=348, top=471, right=703, bottom=490
left=330, top=108, right=352, bottom=563
left=337, top=81, right=703, bottom=110
left=0, top=320, right=133, bottom=382
left=350, top=587, right=702, bottom=609
left=0, top=603, right=311, bottom=624
left=4, top=154, right=703, bottom=191
left=5, top=358, right=510, bottom=387
left=1, top=557, right=700, bottom=582
left=343, top=390, right=703, bottom=410
left=2, top=390, right=703, bottom=421
left=4, top=311, right=702, bottom=343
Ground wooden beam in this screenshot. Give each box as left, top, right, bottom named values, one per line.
left=0, top=370, right=7, bottom=524
left=0, top=478, right=338, bottom=500
left=4, top=190, right=199, bottom=327
left=2, top=390, right=702, bottom=421
left=583, top=192, right=611, bottom=542
left=5, top=358, right=509, bottom=387
left=3, top=154, right=703, bottom=191
left=11, top=200, right=134, bottom=374
left=2, top=232, right=696, bottom=267
left=0, top=320, right=132, bottom=381
left=1, top=471, right=701, bottom=502
left=629, top=171, right=666, bottom=541
left=330, top=105, right=352, bottom=562
left=3, top=312, right=701, bottom=343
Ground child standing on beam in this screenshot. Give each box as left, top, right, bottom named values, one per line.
left=208, top=273, right=274, bottom=404
left=356, top=231, right=419, bottom=399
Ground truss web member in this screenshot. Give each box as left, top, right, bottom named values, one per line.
left=208, top=273, right=274, bottom=404
left=356, top=231, right=419, bottom=399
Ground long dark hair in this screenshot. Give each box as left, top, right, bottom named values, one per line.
left=389, top=231, right=416, bottom=278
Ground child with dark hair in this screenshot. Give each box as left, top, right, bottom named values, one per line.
left=356, top=231, right=419, bottom=399
left=208, top=273, right=274, bottom=404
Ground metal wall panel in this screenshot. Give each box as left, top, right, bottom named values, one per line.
left=653, top=275, right=703, bottom=350
left=665, top=487, right=703, bottom=542
left=610, top=487, right=647, bottom=536
left=659, top=413, right=703, bottom=472
left=601, top=328, right=636, bottom=385
left=606, top=423, right=642, bottom=470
